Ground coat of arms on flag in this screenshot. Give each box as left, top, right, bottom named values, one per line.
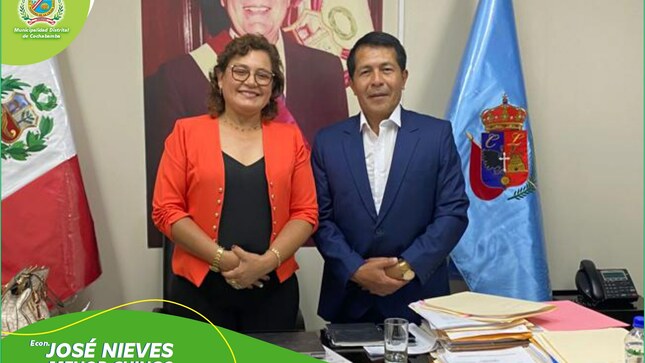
left=467, top=95, right=536, bottom=201
left=2, top=76, right=55, bottom=160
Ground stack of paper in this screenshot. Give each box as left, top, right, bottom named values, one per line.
left=532, top=328, right=627, bottom=363
left=433, top=346, right=538, bottom=363
left=419, top=292, right=556, bottom=321
left=410, top=292, right=555, bottom=352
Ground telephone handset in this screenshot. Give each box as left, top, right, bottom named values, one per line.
left=575, top=259, right=638, bottom=306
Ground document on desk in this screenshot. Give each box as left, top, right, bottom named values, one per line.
left=527, top=300, right=628, bottom=331
left=437, top=346, right=535, bottom=363
left=321, top=346, right=352, bottom=363
left=533, top=328, right=627, bottom=363
left=445, top=324, right=530, bottom=341
left=409, top=301, right=489, bottom=329
left=421, top=292, right=555, bottom=319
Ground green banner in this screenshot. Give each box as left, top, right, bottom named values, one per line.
left=2, top=0, right=90, bottom=65
left=3, top=307, right=320, bottom=362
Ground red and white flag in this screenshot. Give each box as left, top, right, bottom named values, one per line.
left=2, top=59, right=101, bottom=300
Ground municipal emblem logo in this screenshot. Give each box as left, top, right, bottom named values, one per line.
left=467, top=95, right=537, bottom=201
left=19, top=0, right=65, bottom=26
left=1, top=75, right=56, bottom=161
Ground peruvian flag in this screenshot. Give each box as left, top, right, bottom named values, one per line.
left=2, top=59, right=101, bottom=301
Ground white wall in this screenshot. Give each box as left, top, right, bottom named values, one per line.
left=401, top=0, right=644, bottom=299
left=59, top=0, right=643, bottom=330
left=57, top=1, right=161, bottom=313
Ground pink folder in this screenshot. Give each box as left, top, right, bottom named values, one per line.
left=527, top=300, right=629, bottom=331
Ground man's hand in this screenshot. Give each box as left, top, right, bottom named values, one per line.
left=351, top=257, right=409, bottom=296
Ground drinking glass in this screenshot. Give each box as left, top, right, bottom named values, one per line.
left=384, top=318, right=408, bottom=363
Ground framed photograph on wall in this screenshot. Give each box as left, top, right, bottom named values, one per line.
left=142, top=0, right=383, bottom=248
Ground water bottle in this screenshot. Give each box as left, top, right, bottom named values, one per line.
left=625, top=315, right=644, bottom=363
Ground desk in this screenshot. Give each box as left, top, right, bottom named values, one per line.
left=319, top=330, right=432, bottom=363
left=552, top=289, right=643, bottom=326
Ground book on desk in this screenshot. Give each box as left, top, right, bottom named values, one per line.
left=247, top=331, right=326, bottom=359
left=323, top=323, right=416, bottom=349
left=324, top=323, right=383, bottom=348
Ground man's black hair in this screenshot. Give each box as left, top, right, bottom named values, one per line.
left=347, top=31, right=407, bottom=79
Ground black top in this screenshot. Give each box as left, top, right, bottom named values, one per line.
left=218, top=153, right=272, bottom=254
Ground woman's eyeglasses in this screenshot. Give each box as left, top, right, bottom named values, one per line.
left=230, top=65, right=274, bottom=86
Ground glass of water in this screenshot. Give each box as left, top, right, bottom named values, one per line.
left=384, top=318, right=409, bottom=363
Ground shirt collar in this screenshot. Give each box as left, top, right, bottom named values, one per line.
left=359, top=104, right=402, bottom=132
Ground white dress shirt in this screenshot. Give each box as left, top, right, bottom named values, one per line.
left=360, top=105, right=402, bottom=214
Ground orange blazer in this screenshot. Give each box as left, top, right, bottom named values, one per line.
left=152, top=114, right=318, bottom=287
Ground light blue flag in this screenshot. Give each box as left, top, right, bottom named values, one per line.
left=446, top=0, right=551, bottom=301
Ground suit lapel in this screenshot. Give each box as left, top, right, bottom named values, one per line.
left=342, top=118, right=378, bottom=221
left=377, top=110, right=420, bottom=225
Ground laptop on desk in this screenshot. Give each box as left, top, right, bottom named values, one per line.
left=248, top=331, right=326, bottom=359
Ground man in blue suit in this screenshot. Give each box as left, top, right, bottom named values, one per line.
left=312, top=32, right=469, bottom=324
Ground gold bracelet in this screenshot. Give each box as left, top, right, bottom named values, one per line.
left=209, top=246, right=225, bottom=272
left=269, top=247, right=282, bottom=267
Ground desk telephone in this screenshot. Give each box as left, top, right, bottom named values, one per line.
left=575, top=259, right=638, bottom=306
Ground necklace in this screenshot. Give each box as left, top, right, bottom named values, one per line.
left=220, top=116, right=262, bottom=132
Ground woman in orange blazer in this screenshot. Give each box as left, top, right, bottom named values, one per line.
left=152, top=34, right=317, bottom=332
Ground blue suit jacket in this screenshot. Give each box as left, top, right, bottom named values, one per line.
left=312, top=108, right=469, bottom=323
